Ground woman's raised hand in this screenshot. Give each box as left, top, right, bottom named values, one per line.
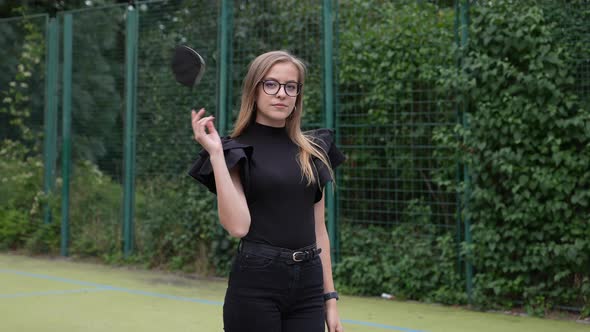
left=191, top=108, right=222, bottom=155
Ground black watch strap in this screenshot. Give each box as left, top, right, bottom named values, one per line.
left=323, top=291, right=339, bottom=301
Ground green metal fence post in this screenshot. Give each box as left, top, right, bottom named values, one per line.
left=213, top=0, right=234, bottom=242
left=322, top=0, right=338, bottom=264
left=218, top=0, right=232, bottom=135
left=60, top=13, right=73, bottom=257
left=453, top=0, right=463, bottom=285
left=332, top=0, right=341, bottom=263
left=43, top=14, right=59, bottom=225
left=459, top=0, right=473, bottom=304
left=123, top=4, right=139, bottom=257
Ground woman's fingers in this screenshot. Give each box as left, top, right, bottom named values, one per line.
left=191, top=110, right=203, bottom=136
left=329, top=323, right=343, bottom=332
left=205, top=120, right=218, bottom=136
left=190, top=108, right=219, bottom=150
left=198, top=115, right=214, bottom=125
left=191, top=108, right=209, bottom=132
left=198, top=116, right=215, bottom=133
left=191, top=108, right=205, bottom=124
left=191, top=109, right=206, bottom=127
left=194, top=116, right=216, bottom=142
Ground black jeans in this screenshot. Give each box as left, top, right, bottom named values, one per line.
left=223, top=242, right=325, bottom=332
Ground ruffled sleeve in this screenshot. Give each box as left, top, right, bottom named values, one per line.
left=306, top=128, right=346, bottom=202
left=188, top=137, right=253, bottom=195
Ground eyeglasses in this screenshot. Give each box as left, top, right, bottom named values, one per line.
left=259, top=80, right=302, bottom=97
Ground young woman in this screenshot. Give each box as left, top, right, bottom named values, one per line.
left=189, top=50, right=345, bottom=332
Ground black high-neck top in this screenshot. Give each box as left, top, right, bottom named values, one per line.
left=236, top=122, right=318, bottom=249
left=188, top=121, right=346, bottom=250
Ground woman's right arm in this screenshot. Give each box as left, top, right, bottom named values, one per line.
left=192, top=108, right=251, bottom=238
left=210, top=155, right=251, bottom=237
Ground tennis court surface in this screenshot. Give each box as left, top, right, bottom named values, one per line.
left=0, top=253, right=586, bottom=332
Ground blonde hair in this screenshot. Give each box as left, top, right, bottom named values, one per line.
left=230, top=50, right=334, bottom=188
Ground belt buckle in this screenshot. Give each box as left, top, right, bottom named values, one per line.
left=292, top=251, right=304, bottom=262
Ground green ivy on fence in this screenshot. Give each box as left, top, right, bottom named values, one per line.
left=437, top=0, right=590, bottom=315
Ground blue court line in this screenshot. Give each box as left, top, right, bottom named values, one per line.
left=0, top=268, right=426, bottom=332
left=0, top=288, right=107, bottom=298
left=342, top=319, right=426, bottom=332
left=0, top=269, right=223, bottom=306
left=0, top=269, right=109, bottom=287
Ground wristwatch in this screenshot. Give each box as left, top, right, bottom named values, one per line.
left=323, top=291, right=339, bottom=302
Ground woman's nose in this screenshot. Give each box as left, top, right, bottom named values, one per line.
left=276, top=85, right=287, bottom=97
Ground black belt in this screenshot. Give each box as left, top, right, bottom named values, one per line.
left=239, top=240, right=322, bottom=263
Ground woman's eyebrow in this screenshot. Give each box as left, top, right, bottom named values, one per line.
left=263, top=76, right=299, bottom=83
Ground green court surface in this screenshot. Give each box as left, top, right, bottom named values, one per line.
left=0, top=253, right=586, bottom=332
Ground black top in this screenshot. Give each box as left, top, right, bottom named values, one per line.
left=188, top=122, right=346, bottom=249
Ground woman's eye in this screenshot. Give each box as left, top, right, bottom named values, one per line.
left=265, top=81, right=278, bottom=89
left=287, top=83, right=297, bottom=91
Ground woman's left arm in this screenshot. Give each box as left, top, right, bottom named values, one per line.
left=315, top=192, right=344, bottom=332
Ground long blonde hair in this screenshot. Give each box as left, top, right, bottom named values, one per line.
left=230, top=50, right=334, bottom=187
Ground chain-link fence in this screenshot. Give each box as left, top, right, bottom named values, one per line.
left=336, top=2, right=459, bottom=245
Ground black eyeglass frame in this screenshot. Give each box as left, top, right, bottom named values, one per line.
left=258, top=80, right=303, bottom=97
